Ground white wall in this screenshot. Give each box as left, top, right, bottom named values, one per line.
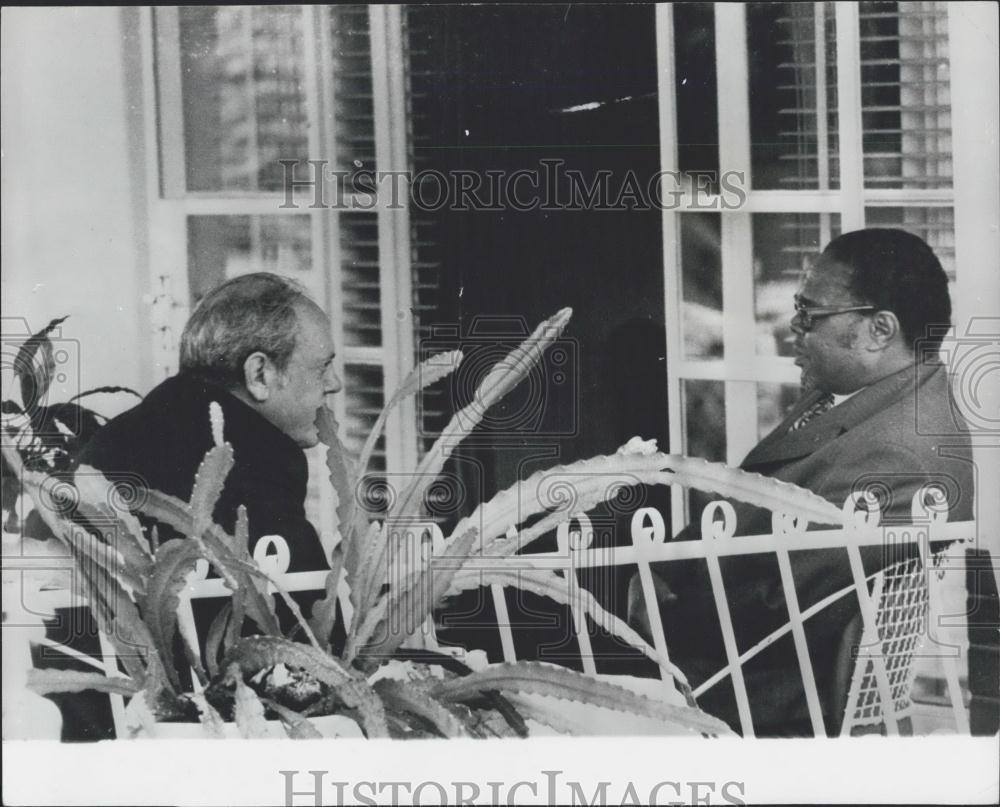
left=1, top=7, right=150, bottom=415
left=949, top=2, right=1000, bottom=558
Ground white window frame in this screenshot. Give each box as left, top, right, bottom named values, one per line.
left=656, top=2, right=969, bottom=534
left=139, top=6, right=421, bottom=544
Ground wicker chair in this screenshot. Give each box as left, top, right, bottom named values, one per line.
left=833, top=556, right=928, bottom=735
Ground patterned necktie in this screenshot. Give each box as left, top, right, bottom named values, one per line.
left=790, top=392, right=835, bottom=431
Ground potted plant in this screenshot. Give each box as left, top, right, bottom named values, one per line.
left=4, top=309, right=843, bottom=739
left=1, top=316, right=140, bottom=537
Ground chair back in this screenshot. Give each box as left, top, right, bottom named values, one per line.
left=840, top=556, right=928, bottom=735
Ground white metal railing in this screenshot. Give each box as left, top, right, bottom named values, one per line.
left=3, top=483, right=976, bottom=739
left=463, top=484, right=974, bottom=737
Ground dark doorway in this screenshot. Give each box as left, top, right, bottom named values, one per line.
left=406, top=4, right=667, bottom=673
left=408, top=3, right=667, bottom=478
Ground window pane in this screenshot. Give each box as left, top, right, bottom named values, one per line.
left=757, top=382, right=800, bottom=439
left=749, top=2, right=839, bottom=190
left=865, top=206, right=955, bottom=278
left=178, top=6, right=310, bottom=192
left=860, top=1, right=952, bottom=189
left=674, top=3, right=720, bottom=184
left=752, top=212, right=841, bottom=357
left=684, top=379, right=725, bottom=517
left=187, top=215, right=314, bottom=305
left=680, top=212, right=723, bottom=359
left=683, top=379, right=726, bottom=462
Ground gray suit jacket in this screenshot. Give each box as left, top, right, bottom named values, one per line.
left=630, top=359, right=974, bottom=734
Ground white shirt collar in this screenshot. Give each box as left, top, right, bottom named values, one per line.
left=832, top=387, right=864, bottom=407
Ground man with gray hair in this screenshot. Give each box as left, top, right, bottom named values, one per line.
left=79, top=272, right=342, bottom=570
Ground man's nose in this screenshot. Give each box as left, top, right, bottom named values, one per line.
left=324, top=366, right=343, bottom=395
left=790, top=311, right=806, bottom=336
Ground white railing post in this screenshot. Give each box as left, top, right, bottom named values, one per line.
left=700, top=501, right=755, bottom=737
left=630, top=507, right=675, bottom=692
left=913, top=485, right=971, bottom=734
left=490, top=525, right=519, bottom=664
left=557, top=515, right=597, bottom=677
left=772, top=512, right=826, bottom=736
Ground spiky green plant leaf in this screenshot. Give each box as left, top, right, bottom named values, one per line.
left=468, top=309, right=573, bottom=413
left=343, top=592, right=388, bottom=664
left=392, top=308, right=572, bottom=520
left=189, top=443, right=235, bottom=537
left=208, top=504, right=304, bottom=641
left=352, top=520, right=389, bottom=617
left=356, top=349, right=464, bottom=480
left=191, top=692, right=226, bottom=738
left=222, top=636, right=352, bottom=686
left=504, top=690, right=704, bottom=737
left=13, top=465, right=140, bottom=595
left=9, top=463, right=171, bottom=698
left=332, top=683, right=389, bottom=739
left=198, top=522, right=321, bottom=645
left=655, top=453, right=846, bottom=526
left=431, top=661, right=733, bottom=737
left=123, top=692, right=159, bottom=738
left=445, top=566, right=694, bottom=703
left=316, top=406, right=368, bottom=579
left=60, top=520, right=146, bottom=602
left=503, top=693, right=580, bottom=735
left=262, top=698, right=323, bottom=739
left=227, top=506, right=251, bottom=645
left=73, top=465, right=153, bottom=573
left=70, top=502, right=150, bottom=598
left=137, top=490, right=281, bottom=636
left=81, top=557, right=155, bottom=690
left=396, top=349, right=465, bottom=400
left=307, top=544, right=344, bottom=653
left=146, top=538, right=205, bottom=687
left=462, top=704, right=525, bottom=738
left=372, top=678, right=471, bottom=738
left=359, top=527, right=479, bottom=659
left=221, top=637, right=388, bottom=738
left=26, top=668, right=139, bottom=697
left=232, top=671, right=278, bottom=738
left=204, top=602, right=233, bottom=679
left=316, top=406, right=356, bottom=530
left=60, top=536, right=162, bottom=695
left=447, top=451, right=845, bottom=561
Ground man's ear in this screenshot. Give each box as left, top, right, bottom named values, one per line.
left=868, top=310, right=900, bottom=349
left=242, top=351, right=276, bottom=402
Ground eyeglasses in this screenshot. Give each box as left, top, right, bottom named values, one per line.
left=793, top=295, right=875, bottom=331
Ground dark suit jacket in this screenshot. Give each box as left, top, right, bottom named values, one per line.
left=631, top=359, right=974, bottom=734
left=53, top=373, right=329, bottom=730
left=77, top=372, right=328, bottom=572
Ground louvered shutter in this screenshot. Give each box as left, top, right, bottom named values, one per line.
left=152, top=5, right=446, bottom=541
left=860, top=0, right=951, bottom=190
left=403, top=6, right=451, bottom=458
left=772, top=1, right=955, bottom=276
left=328, top=7, right=386, bottom=488
left=860, top=1, right=955, bottom=279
